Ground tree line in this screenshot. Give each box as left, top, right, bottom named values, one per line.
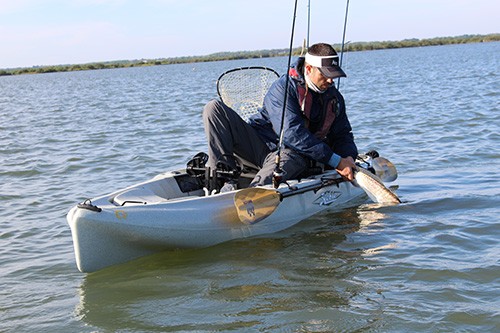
left=1, top=34, right=498, bottom=76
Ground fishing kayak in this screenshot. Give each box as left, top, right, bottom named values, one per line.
left=67, top=153, right=398, bottom=272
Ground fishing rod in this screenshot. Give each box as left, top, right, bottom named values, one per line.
left=272, top=0, right=299, bottom=189
left=306, top=0, right=311, bottom=48
left=337, top=0, right=350, bottom=89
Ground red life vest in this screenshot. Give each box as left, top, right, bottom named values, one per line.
left=289, top=68, right=337, bottom=140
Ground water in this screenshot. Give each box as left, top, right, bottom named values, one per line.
left=1, top=42, right=499, bottom=332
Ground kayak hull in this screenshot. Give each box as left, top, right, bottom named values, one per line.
left=67, top=170, right=365, bottom=272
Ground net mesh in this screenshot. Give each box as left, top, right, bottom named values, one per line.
left=217, top=67, right=279, bottom=122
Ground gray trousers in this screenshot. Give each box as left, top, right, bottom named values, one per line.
left=203, top=99, right=310, bottom=186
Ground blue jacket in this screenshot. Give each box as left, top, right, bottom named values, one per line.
left=248, top=57, right=358, bottom=165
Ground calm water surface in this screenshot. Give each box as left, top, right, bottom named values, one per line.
left=1, top=42, right=499, bottom=332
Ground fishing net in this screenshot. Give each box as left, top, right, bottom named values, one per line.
left=216, top=66, right=280, bottom=122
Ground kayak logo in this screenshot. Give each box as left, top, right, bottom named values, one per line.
left=313, top=190, right=341, bottom=206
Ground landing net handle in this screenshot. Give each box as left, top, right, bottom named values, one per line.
left=216, top=66, right=279, bottom=122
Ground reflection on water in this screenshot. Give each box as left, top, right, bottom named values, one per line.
left=76, top=204, right=401, bottom=331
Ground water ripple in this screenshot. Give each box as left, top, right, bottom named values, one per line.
left=1, top=42, right=499, bottom=332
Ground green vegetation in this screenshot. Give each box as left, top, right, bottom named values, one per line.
left=1, top=34, right=498, bottom=76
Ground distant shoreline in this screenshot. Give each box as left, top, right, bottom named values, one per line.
left=1, top=34, right=498, bottom=76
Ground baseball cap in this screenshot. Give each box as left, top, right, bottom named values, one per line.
left=305, top=52, right=346, bottom=78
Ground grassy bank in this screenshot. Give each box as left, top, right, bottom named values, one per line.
left=1, top=34, right=498, bottom=76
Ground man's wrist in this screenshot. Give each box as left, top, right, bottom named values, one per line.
left=328, top=153, right=341, bottom=168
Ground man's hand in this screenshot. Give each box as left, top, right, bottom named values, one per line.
left=336, top=156, right=356, bottom=181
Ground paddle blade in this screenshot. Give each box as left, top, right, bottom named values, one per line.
left=372, top=157, right=398, bottom=182
left=234, top=188, right=281, bottom=224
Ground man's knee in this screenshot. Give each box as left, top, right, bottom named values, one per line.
left=203, top=99, right=225, bottom=120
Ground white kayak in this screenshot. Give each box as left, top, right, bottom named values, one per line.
left=67, top=153, right=399, bottom=273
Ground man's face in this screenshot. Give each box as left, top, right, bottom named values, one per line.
left=306, top=64, right=334, bottom=90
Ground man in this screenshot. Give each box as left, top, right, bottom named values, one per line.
left=203, top=43, right=357, bottom=190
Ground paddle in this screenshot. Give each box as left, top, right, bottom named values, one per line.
left=233, top=159, right=400, bottom=224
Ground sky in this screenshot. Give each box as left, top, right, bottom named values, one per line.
left=0, top=0, right=497, bottom=69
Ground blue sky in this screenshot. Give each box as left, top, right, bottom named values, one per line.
left=0, top=0, right=497, bottom=69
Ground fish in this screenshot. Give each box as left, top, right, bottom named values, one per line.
left=354, top=166, right=401, bottom=204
